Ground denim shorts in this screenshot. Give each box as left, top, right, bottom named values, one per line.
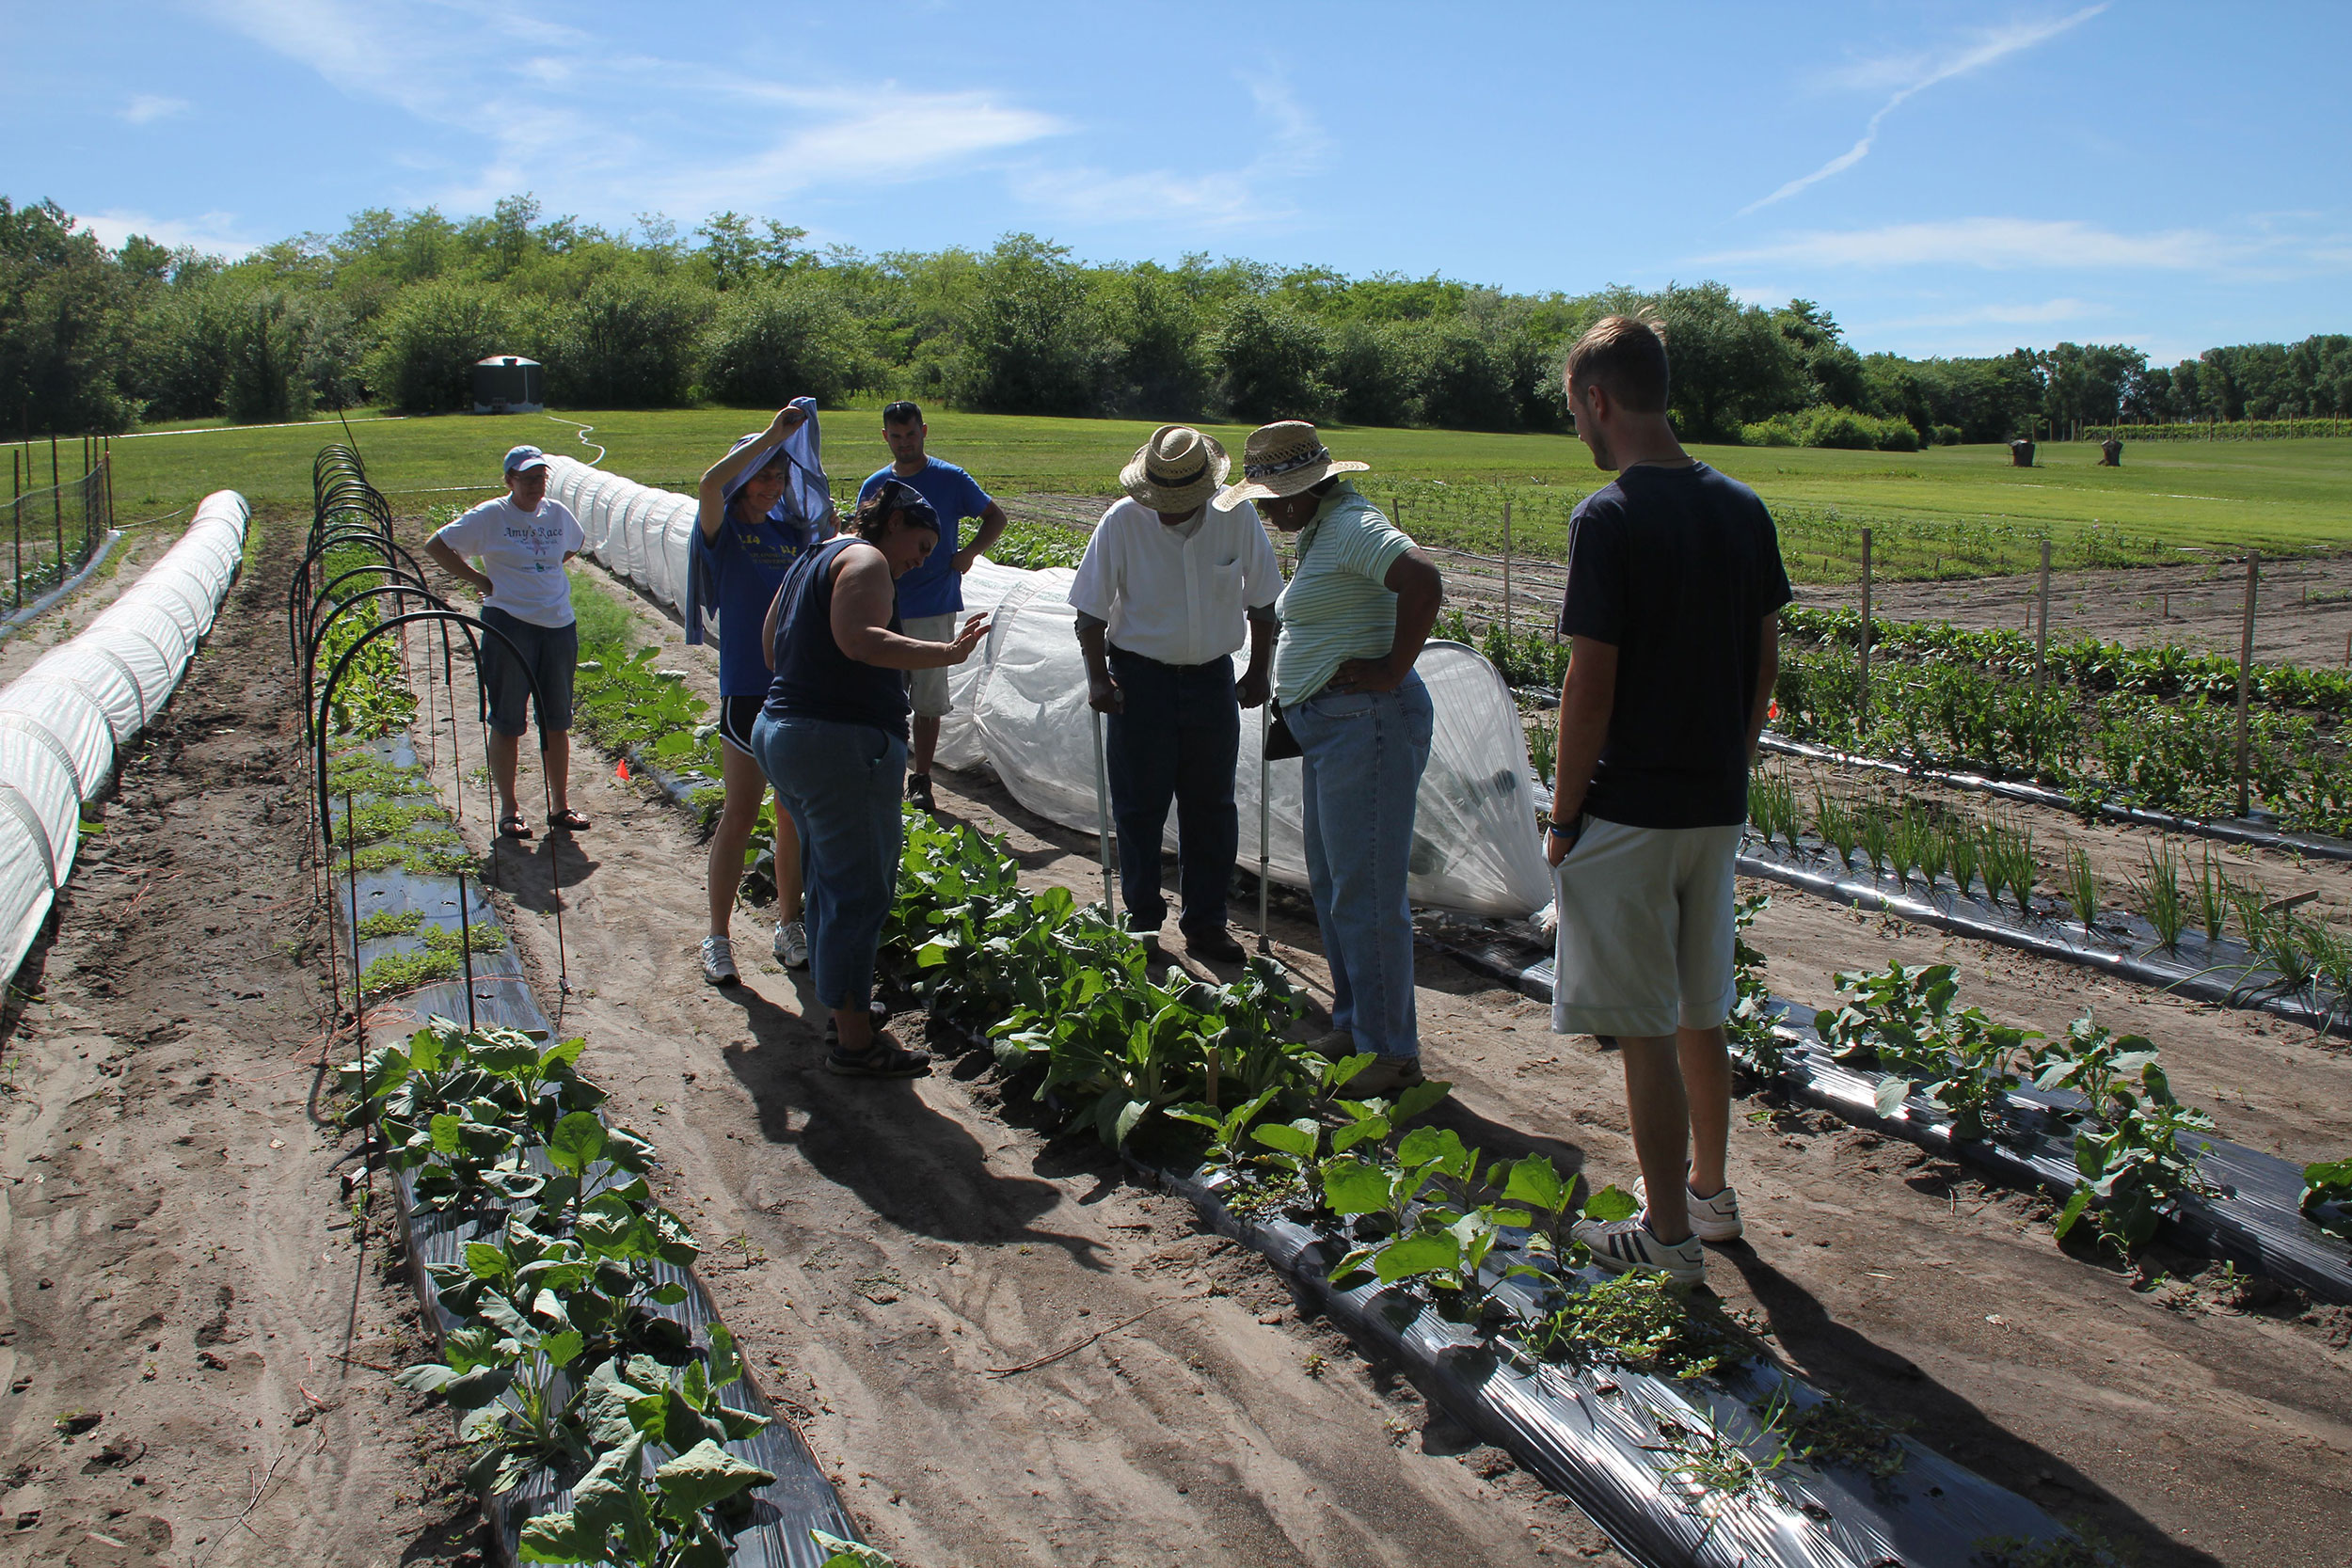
left=478, top=607, right=577, bottom=737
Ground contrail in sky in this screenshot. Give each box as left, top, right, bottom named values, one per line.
left=1741, top=5, right=2108, bottom=215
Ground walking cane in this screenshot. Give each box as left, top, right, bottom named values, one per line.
left=1257, top=702, right=1272, bottom=955
left=1089, top=706, right=1118, bottom=916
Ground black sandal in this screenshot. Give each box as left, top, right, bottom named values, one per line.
left=548, top=808, right=591, bottom=832
left=825, top=1035, right=932, bottom=1079
left=822, top=1000, right=893, bottom=1041
left=498, top=814, right=533, bottom=840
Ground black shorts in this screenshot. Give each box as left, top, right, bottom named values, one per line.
left=478, top=607, right=577, bottom=737
left=718, top=694, right=763, bottom=756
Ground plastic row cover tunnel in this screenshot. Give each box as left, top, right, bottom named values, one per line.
left=539, top=460, right=1555, bottom=918
left=0, top=491, right=249, bottom=989
left=545, top=453, right=701, bottom=620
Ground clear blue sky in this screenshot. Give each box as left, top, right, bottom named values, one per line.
left=11, top=0, right=2347, bottom=366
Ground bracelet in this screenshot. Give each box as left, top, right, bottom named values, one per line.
left=1544, top=816, right=1581, bottom=840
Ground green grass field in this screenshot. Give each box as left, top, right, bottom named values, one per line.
left=79, top=401, right=2352, bottom=583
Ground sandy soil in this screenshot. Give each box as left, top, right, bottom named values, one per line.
left=0, top=531, right=485, bottom=1566
left=415, top=538, right=2352, bottom=1567
left=1792, top=554, right=2352, bottom=671
left=10, top=514, right=2345, bottom=1567
left=397, top=546, right=1618, bottom=1568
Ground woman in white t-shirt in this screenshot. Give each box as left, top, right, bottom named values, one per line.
left=424, top=445, right=590, bottom=838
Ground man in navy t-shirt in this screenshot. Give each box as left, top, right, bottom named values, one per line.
left=856, top=401, right=1008, bottom=811
left=1542, top=315, right=1791, bottom=1288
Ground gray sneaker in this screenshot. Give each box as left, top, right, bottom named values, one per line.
left=774, top=920, right=809, bottom=969
left=700, top=935, right=739, bottom=987
left=1572, top=1212, right=1706, bottom=1285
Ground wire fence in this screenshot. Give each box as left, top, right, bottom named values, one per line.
left=7, top=438, right=115, bottom=612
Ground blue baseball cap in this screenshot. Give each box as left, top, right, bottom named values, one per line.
left=503, top=445, right=550, bottom=475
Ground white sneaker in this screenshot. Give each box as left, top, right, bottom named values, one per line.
left=1572, top=1212, right=1707, bottom=1285
left=700, top=935, right=739, bottom=987
left=1632, top=1177, right=1745, bottom=1243
left=775, top=921, right=809, bottom=969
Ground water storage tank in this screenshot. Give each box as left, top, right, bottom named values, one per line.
left=471, top=355, right=544, bottom=415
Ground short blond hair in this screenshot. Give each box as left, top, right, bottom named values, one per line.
left=1564, top=314, right=1670, bottom=415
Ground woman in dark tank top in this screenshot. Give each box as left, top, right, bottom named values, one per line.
left=750, top=481, right=991, bottom=1077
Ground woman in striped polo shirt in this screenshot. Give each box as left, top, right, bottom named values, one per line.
left=1221, top=422, right=1444, bottom=1100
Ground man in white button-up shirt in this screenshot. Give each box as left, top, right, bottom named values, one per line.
left=1070, top=425, right=1281, bottom=961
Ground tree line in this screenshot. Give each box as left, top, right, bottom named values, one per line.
left=3, top=194, right=2346, bottom=450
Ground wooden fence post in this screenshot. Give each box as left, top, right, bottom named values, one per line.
left=2034, top=540, right=2053, bottom=697
left=2236, top=552, right=2258, bottom=818
left=1858, top=528, right=1872, bottom=736
left=1502, top=499, right=1513, bottom=643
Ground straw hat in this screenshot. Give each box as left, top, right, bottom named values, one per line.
left=1216, top=421, right=1368, bottom=504
left=1120, top=425, right=1230, bottom=513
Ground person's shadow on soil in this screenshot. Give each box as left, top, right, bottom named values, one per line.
left=480, top=832, right=598, bottom=913
left=715, top=981, right=1102, bottom=1268
left=1717, top=1246, right=2224, bottom=1568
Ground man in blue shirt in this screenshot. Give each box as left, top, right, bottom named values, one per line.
left=857, top=401, right=1008, bottom=811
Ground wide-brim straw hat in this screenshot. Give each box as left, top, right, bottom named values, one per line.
left=1120, top=425, right=1230, bottom=512
left=1216, top=420, right=1368, bottom=504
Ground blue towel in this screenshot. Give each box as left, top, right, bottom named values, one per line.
left=685, top=397, right=834, bottom=647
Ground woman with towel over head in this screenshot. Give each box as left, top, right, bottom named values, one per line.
left=691, top=400, right=834, bottom=988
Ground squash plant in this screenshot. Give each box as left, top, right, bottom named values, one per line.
left=347, top=1022, right=781, bottom=1563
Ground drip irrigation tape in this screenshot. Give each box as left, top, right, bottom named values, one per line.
left=1424, top=933, right=2352, bottom=1307
left=1759, top=733, right=2352, bottom=863
left=1732, top=839, right=2351, bottom=1038
left=331, top=731, right=861, bottom=1568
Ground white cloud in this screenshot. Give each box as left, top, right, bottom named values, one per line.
left=1702, top=218, right=2241, bottom=272
left=1742, top=6, right=2107, bottom=214
left=72, top=209, right=259, bottom=258
left=188, top=0, right=1064, bottom=222
left=121, top=94, right=189, bottom=125
left=1860, top=297, right=2108, bottom=330
left=1006, top=75, right=1329, bottom=229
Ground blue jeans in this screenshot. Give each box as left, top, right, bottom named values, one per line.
left=1105, top=647, right=1240, bottom=932
left=1286, top=673, right=1433, bottom=1058
left=751, top=714, right=906, bottom=1013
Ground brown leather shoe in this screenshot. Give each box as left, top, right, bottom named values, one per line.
left=1304, top=1027, right=1356, bottom=1056
left=1337, top=1053, right=1426, bottom=1100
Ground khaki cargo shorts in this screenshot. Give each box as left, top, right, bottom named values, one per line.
left=1549, top=818, right=1743, bottom=1038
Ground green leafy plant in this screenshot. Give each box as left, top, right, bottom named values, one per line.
left=1946, top=818, right=1981, bottom=898
left=2300, top=1158, right=2352, bottom=1243
left=2129, top=843, right=2187, bottom=952
left=1522, top=1273, right=1759, bottom=1381
left=2038, top=1015, right=2215, bottom=1252
left=1812, top=788, right=1858, bottom=869
left=2063, top=845, right=2101, bottom=929
left=1858, top=807, right=1891, bottom=879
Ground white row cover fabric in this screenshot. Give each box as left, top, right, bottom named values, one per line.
left=545, top=456, right=700, bottom=625
left=0, top=490, right=248, bottom=990
left=937, top=560, right=1554, bottom=918
left=544, top=460, right=1552, bottom=918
